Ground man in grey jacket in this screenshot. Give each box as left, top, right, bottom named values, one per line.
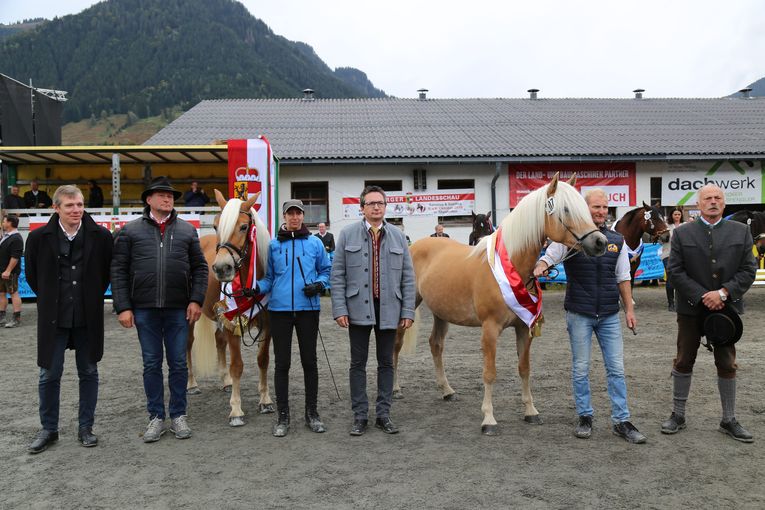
left=331, top=185, right=415, bottom=436
left=663, top=184, right=756, bottom=442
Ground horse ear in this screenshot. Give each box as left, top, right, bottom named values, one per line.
left=642, top=201, right=650, bottom=209
left=486, top=211, right=491, bottom=219
left=214, top=189, right=227, bottom=209
left=566, top=173, right=577, bottom=187
left=472, top=210, right=476, bottom=219
left=244, top=191, right=261, bottom=211
left=548, top=172, right=559, bottom=196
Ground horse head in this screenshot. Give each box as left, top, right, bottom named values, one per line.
left=541, top=174, right=606, bottom=257
left=641, top=201, right=670, bottom=243
left=211, top=189, right=264, bottom=282
left=470, top=211, right=494, bottom=240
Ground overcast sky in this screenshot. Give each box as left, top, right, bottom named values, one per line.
left=2, top=0, right=764, bottom=99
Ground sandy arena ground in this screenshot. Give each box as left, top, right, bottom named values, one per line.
left=1, top=286, right=764, bottom=509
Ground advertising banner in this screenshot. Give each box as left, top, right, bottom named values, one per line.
left=227, top=138, right=278, bottom=236
left=661, top=161, right=764, bottom=206
left=342, top=190, right=475, bottom=219
left=509, top=163, right=636, bottom=207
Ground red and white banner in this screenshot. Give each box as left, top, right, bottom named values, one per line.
left=509, top=163, right=636, bottom=207
left=228, top=138, right=278, bottom=237
left=29, top=214, right=201, bottom=233
left=342, top=189, right=475, bottom=219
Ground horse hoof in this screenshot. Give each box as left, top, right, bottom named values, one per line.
left=392, top=390, right=404, bottom=400
left=222, top=385, right=232, bottom=393
left=187, top=386, right=201, bottom=395
left=524, top=414, right=543, bottom=425
left=443, top=393, right=458, bottom=402
left=229, top=416, right=245, bottom=427
left=481, top=424, right=499, bottom=436
left=259, top=403, right=275, bottom=414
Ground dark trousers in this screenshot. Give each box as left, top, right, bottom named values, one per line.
left=270, top=310, right=320, bottom=412
left=39, top=327, right=98, bottom=431
left=674, top=313, right=737, bottom=378
left=662, top=258, right=674, bottom=304
left=349, top=302, right=396, bottom=420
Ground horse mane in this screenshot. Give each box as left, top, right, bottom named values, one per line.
left=470, top=180, right=590, bottom=260
left=217, top=198, right=270, bottom=269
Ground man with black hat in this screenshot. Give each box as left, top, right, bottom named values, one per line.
left=111, top=176, right=208, bottom=443
left=663, top=184, right=756, bottom=442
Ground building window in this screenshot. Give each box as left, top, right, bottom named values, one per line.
left=437, top=179, right=475, bottom=225
left=364, top=180, right=402, bottom=192
left=292, top=181, right=328, bottom=226
left=650, top=177, right=662, bottom=206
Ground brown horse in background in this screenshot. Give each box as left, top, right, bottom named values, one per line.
left=613, top=203, right=669, bottom=281
left=394, top=174, right=607, bottom=435
left=186, top=191, right=274, bottom=426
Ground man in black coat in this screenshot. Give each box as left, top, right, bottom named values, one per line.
left=663, top=184, right=757, bottom=442
left=23, top=179, right=53, bottom=209
left=24, top=185, right=113, bottom=453
left=4, top=185, right=26, bottom=210
left=87, top=180, right=104, bottom=208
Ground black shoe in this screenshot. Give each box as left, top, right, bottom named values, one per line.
left=77, top=427, right=98, bottom=447
left=574, top=415, right=592, bottom=439
left=272, top=408, right=290, bottom=438
left=374, top=417, right=399, bottom=434
left=613, top=421, right=647, bottom=444
left=305, top=408, right=327, bottom=433
left=660, top=413, right=686, bottom=434
left=349, top=418, right=368, bottom=436
left=719, top=418, right=754, bottom=443
left=28, top=430, right=59, bottom=454
left=667, top=303, right=676, bottom=312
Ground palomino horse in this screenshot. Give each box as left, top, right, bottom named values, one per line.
left=613, top=203, right=669, bottom=281
left=186, top=191, right=274, bottom=426
left=468, top=211, right=494, bottom=246
left=394, top=175, right=607, bottom=435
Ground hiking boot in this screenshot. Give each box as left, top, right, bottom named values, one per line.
left=305, top=408, right=326, bottom=433
left=719, top=418, right=754, bottom=443
left=613, top=421, right=647, bottom=444
left=273, top=408, right=290, bottom=437
left=142, top=417, right=166, bottom=443
left=574, top=415, right=592, bottom=439
left=661, top=413, right=686, bottom=434
left=170, top=415, right=192, bottom=439
left=349, top=418, right=368, bottom=436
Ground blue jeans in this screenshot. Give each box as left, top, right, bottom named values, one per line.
left=134, top=308, right=189, bottom=420
left=39, top=327, right=98, bottom=431
left=566, top=311, right=630, bottom=423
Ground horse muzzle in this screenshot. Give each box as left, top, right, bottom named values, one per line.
left=581, top=230, right=607, bottom=257
left=212, top=261, right=236, bottom=282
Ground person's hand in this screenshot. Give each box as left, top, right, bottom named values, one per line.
left=1, top=271, right=9, bottom=280
left=303, top=282, right=324, bottom=297
left=399, top=318, right=413, bottom=330
left=701, top=290, right=726, bottom=311
left=533, top=261, right=549, bottom=278
left=118, top=310, right=134, bottom=328
left=335, top=315, right=349, bottom=328
left=625, top=310, right=637, bottom=332
left=187, top=302, right=202, bottom=323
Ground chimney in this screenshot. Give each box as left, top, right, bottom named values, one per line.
left=633, top=88, right=645, bottom=99
left=417, top=88, right=428, bottom=100
left=740, top=88, right=753, bottom=99
left=302, top=88, right=315, bottom=101
left=528, top=88, right=539, bottom=100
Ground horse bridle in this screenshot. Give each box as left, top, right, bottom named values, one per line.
left=216, top=209, right=253, bottom=274
left=643, top=209, right=669, bottom=242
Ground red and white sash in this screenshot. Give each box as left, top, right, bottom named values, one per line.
left=221, top=221, right=268, bottom=321
left=487, top=227, right=542, bottom=329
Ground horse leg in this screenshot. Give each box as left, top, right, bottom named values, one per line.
left=515, top=325, right=541, bottom=424
left=480, top=321, right=502, bottom=435
left=430, top=315, right=456, bottom=400
left=215, top=330, right=233, bottom=392
left=227, top=332, right=245, bottom=426
left=257, top=333, right=275, bottom=414
left=186, top=327, right=201, bottom=395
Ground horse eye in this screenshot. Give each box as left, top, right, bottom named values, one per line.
left=564, top=206, right=570, bottom=214
left=239, top=224, right=248, bottom=232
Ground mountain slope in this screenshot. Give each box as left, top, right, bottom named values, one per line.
left=0, top=0, right=385, bottom=123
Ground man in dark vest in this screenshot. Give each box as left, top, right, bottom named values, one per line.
left=24, top=185, right=113, bottom=453
left=23, top=179, right=53, bottom=209
left=662, top=184, right=756, bottom=442
left=534, top=188, right=646, bottom=444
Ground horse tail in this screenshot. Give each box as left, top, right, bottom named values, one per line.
left=400, top=308, right=420, bottom=355
left=191, top=314, right=219, bottom=378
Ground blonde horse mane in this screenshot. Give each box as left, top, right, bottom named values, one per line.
left=217, top=198, right=270, bottom=269
left=470, top=180, right=591, bottom=261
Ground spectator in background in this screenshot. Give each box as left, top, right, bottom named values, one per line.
left=430, top=224, right=450, bottom=238
left=661, top=208, right=684, bottom=311
left=0, top=214, right=24, bottom=328
left=315, top=222, right=335, bottom=262
left=183, top=181, right=210, bottom=207
left=4, top=185, right=26, bottom=210
left=87, top=180, right=104, bottom=208
left=24, top=179, right=53, bottom=209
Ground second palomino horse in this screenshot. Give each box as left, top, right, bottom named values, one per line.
left=394, top=174, right=607, bottom=435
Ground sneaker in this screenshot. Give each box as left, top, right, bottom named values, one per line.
left=170, top=415, right=192, bottom=439
left=660, top=412, right=686, bottom=434
left=142, top=417, right=166, bottom=443
left=613, top=421, right=647, bottom=444
left=574, top=415, right=592, bottom=439
left=719, top=418, right=754, bottom=443
left=4, top=317, right=19, bottom=328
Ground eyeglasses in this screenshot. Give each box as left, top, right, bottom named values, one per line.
left=364, top=201, right=386, bottom=208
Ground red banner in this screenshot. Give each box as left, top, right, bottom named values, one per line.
left=508, top=163, right=636, bottom=207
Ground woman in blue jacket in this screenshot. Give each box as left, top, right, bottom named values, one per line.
left=257, top=200, right=331, bottom=437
